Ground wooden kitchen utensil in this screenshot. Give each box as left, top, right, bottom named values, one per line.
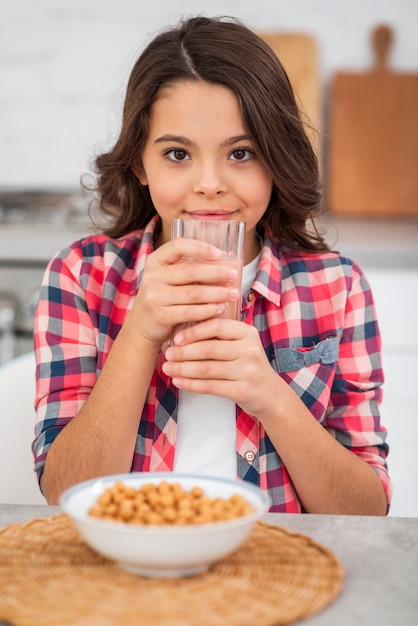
left=259, top=32, right=321, bottom=157
left=327, top=25, right=418, bottom=216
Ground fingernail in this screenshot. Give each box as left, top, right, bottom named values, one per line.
left=228, top=268, right=238, bottom=280
left=210, top=246, right=222, bottom=259
left=229, top=288, right=239, bottom=299
left=162, top=361, right=172, bottom=375
left=174, top=332, right=184, bottom=345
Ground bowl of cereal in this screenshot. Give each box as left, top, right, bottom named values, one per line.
left=60, top=472, right=269, bottom=578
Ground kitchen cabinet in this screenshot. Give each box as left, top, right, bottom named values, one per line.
left=363, top=269, right=418, bottom=518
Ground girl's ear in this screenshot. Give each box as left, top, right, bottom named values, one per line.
left=131, top=163, right=148, bottom=186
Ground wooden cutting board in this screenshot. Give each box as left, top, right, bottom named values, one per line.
left=259, top=32, right=321, bottom=157
left=327, top=25, right=418, bottom=216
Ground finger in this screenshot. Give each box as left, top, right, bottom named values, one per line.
left=162, top=283, right=239, bottom=307
left=172, top=318, right=243, bottom=345
left=165, top=338, right=238, bottom=363
left=163, top=357, right=237, bottom=381
left=165, top=302, right=227, bottom=326
left=157, top=238, right=223, bottom=265
left=168, top=260, right=239, bottom=287
left=171, top=376, right=239, bottom=399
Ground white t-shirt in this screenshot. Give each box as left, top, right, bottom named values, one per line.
left=173, top=252, right=261, bottom=477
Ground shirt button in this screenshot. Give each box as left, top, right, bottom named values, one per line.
left=247, top=291, right=255, bottom=302
left=244, top=450, right=256, bottom=463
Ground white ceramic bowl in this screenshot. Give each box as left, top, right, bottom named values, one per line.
left=60, top=472, right=270, bottom=578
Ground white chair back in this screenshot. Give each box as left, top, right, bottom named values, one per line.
left=0, top=351, right=45, bottom=504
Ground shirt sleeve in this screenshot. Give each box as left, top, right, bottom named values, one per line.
left=324, top=261, right=393, bottom=508
left=32, top=243, right=99, bottom=485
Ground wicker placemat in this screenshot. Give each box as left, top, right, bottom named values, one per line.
left=0, top=514, right=343, bottom=626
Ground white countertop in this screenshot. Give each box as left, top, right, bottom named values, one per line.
left=320, top=216, right=418, bottom=269
left=0, top=222, right=91, bottom=265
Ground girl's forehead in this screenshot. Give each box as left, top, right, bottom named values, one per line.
left=149, top=81, right=244, bottom=126
left=155, top=79, right=236, bottom=102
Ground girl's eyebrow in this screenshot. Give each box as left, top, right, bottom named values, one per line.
left=221, top=134, right=252, bottom=147
left=154, top=134, right=191, bottom=145
left=153, top=134, right=251, bottom=147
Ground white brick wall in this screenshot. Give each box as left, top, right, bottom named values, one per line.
left=0, top=0, right=417, bottom=187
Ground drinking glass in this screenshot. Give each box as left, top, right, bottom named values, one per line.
left=171, top=218, right=246, bottom=320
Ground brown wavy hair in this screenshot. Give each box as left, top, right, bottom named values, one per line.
left=91, top=15, right=328, bottom=252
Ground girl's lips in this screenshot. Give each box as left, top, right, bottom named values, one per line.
left=186, top=211, right=237, bottom=221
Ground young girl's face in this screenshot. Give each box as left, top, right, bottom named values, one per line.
left=135, top=80, right=273, bottom=264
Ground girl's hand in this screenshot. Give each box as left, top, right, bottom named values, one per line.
left=126, top=239, right=240, bottom=347
left=161, top=317, right=281, bottom=419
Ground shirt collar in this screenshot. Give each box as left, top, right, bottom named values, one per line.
left=251, top=222, right=282, bottom=307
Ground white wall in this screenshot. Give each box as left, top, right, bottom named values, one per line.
left=0, top=0, right=417, bottom=188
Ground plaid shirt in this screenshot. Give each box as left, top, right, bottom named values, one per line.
left=33, top=216, right=391, bottom=512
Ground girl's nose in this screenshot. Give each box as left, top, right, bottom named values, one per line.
left=193, top=161, right=226, bottom=197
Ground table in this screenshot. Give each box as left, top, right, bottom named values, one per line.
left=1, top=505, right=417, bottom=625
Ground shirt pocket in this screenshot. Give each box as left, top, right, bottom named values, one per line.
left=273, top=337, right=339, bottom=373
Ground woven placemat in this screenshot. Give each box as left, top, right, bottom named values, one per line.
left=0, top=514, right=343, bottom=626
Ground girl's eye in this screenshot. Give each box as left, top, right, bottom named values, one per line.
left=229, top=148, right=254, bottom=161
left=164, top=149, right=190, bottom=162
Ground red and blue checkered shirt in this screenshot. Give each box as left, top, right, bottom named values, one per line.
left=33, top=216, right=392, bottom=512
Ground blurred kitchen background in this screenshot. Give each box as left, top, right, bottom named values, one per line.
left=0, top=0, right=417, bottom=515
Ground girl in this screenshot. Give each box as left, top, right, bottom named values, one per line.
left=33, top=16, right=391, bottom=513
